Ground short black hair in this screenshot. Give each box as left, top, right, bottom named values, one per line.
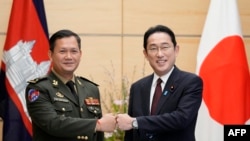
left=143, top=25, right=177, bottom=50
left=49, top=29, right=81, bottom=51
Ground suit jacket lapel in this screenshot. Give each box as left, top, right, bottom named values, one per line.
left=141, top=74, right=154, bottom=115
left=156, top=67, right=180, bottom=114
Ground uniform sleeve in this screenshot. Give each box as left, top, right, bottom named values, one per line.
left=25, top=83, right=99, bottom=140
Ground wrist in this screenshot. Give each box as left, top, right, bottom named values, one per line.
left=96, top=119, right=101, bottom=131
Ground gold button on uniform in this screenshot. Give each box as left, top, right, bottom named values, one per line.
left=77, top=135, right=88, bottom=140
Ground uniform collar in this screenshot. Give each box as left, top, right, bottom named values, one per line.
left=51, top=69, right=76, bottom=84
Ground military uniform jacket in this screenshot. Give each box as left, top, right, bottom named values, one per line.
left=25, top=72, right=104, bottom=141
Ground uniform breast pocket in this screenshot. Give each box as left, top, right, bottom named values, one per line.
left=86, top=106, right=101, bottom=118
left=53, top=99, right=73, bottom=117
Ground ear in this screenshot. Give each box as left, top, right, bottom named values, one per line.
left=48, top=50, right=52, bottom=60
left=174, top=45, right=179, bottom=57
left=143, top=49, right=149, bottom=60
left=80, top=50, right=82, bottom=57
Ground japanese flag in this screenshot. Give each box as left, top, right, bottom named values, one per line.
left=195, top=0, right=250, bottom=140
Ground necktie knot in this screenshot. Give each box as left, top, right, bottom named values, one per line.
left=66, top=80, right=74, bottom=87
left=157, top=78, right=162, bottom=85
left=66, top=80, right=78, bottom=99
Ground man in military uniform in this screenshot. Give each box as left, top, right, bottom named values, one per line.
left=25, top=29, right=116, bottom=141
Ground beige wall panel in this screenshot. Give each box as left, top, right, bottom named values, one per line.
left=44, top=0, right=122, bottom=34
left=239, top=0, right=250, bottom=35
left=122, top=0, right=209, bottom=35
left=0, top=0, right=11, bottom=65
left=122, top=37, right=152, bottom=82
left=122, top=37, right=201, bottom=81
left=75, top=36, right=122, bottom=83
left=176, top=37, right=200, bottom=73
left=0, top=36, right=5, bottom=65
left=244, top=38, right=250, bottom=67
left=175, top=37, right=250, bottom=73
left=240, top=0, right=250, bottom=71
left=74, top=36, right=122, bottom=110
left=123, top=36, right=250, bottom=82
left=0, top=1, right=12, bottom=32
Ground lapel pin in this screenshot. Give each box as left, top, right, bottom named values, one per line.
left=163, top=91, right=168, bottom=96
left=170, top=85, right=174, bottom=92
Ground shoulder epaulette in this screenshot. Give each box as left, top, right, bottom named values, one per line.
left=28, top=76, right=48, bottom=84
left=77, top=76, right=99, bottom=86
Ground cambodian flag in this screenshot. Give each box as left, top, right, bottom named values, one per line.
left=195, top=0, right=250, bottom=141
left=0, top=0, right=51, bottom=140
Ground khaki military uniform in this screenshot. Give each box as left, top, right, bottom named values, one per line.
left=25, top=72, right=104, bottom=141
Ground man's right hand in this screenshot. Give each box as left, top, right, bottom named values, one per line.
left=96, top=113, right=116, bottom=132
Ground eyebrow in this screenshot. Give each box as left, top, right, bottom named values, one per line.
left=149, top=42, right=171, bottom=47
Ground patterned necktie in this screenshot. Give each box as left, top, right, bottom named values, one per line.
left=151, top=78, right=162, bottom=115
left=66, top=80, right=78, bottom=100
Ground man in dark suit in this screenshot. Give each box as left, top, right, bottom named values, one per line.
left=25, top=29, right=116, bottom=141
left=116, top=25, right=203, bottom=141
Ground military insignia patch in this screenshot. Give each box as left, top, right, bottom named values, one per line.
left=76, top=79, right=82, bottom=85
left=56, top=92, right=64, bottom=98
left=28, top=78, right=39, bottom=83
left=52, top=80, right=58, bottom=86
left=84, top=97, right=100, bottom=105
left=28, top=89, right=40, bottom=102
left=28, top=76, right=47, bottom=84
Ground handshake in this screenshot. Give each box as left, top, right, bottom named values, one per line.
left=95, top=113, right=136, bottom=132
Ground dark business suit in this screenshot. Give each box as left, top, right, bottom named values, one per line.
left=25, top=71, right=104, bottom=141
left=125, top=67, right=203, bottom=141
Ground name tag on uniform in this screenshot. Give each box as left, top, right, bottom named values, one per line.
left=54, top=97, right=69, bottom=103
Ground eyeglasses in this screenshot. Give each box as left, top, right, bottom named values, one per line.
left=147, top=46, right=172, bottom=54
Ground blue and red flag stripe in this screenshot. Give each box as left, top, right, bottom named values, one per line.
left=0, top=0, right=50, bottom=141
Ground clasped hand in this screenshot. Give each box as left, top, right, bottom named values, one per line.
left=96, top=113, right=134, bottom=132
